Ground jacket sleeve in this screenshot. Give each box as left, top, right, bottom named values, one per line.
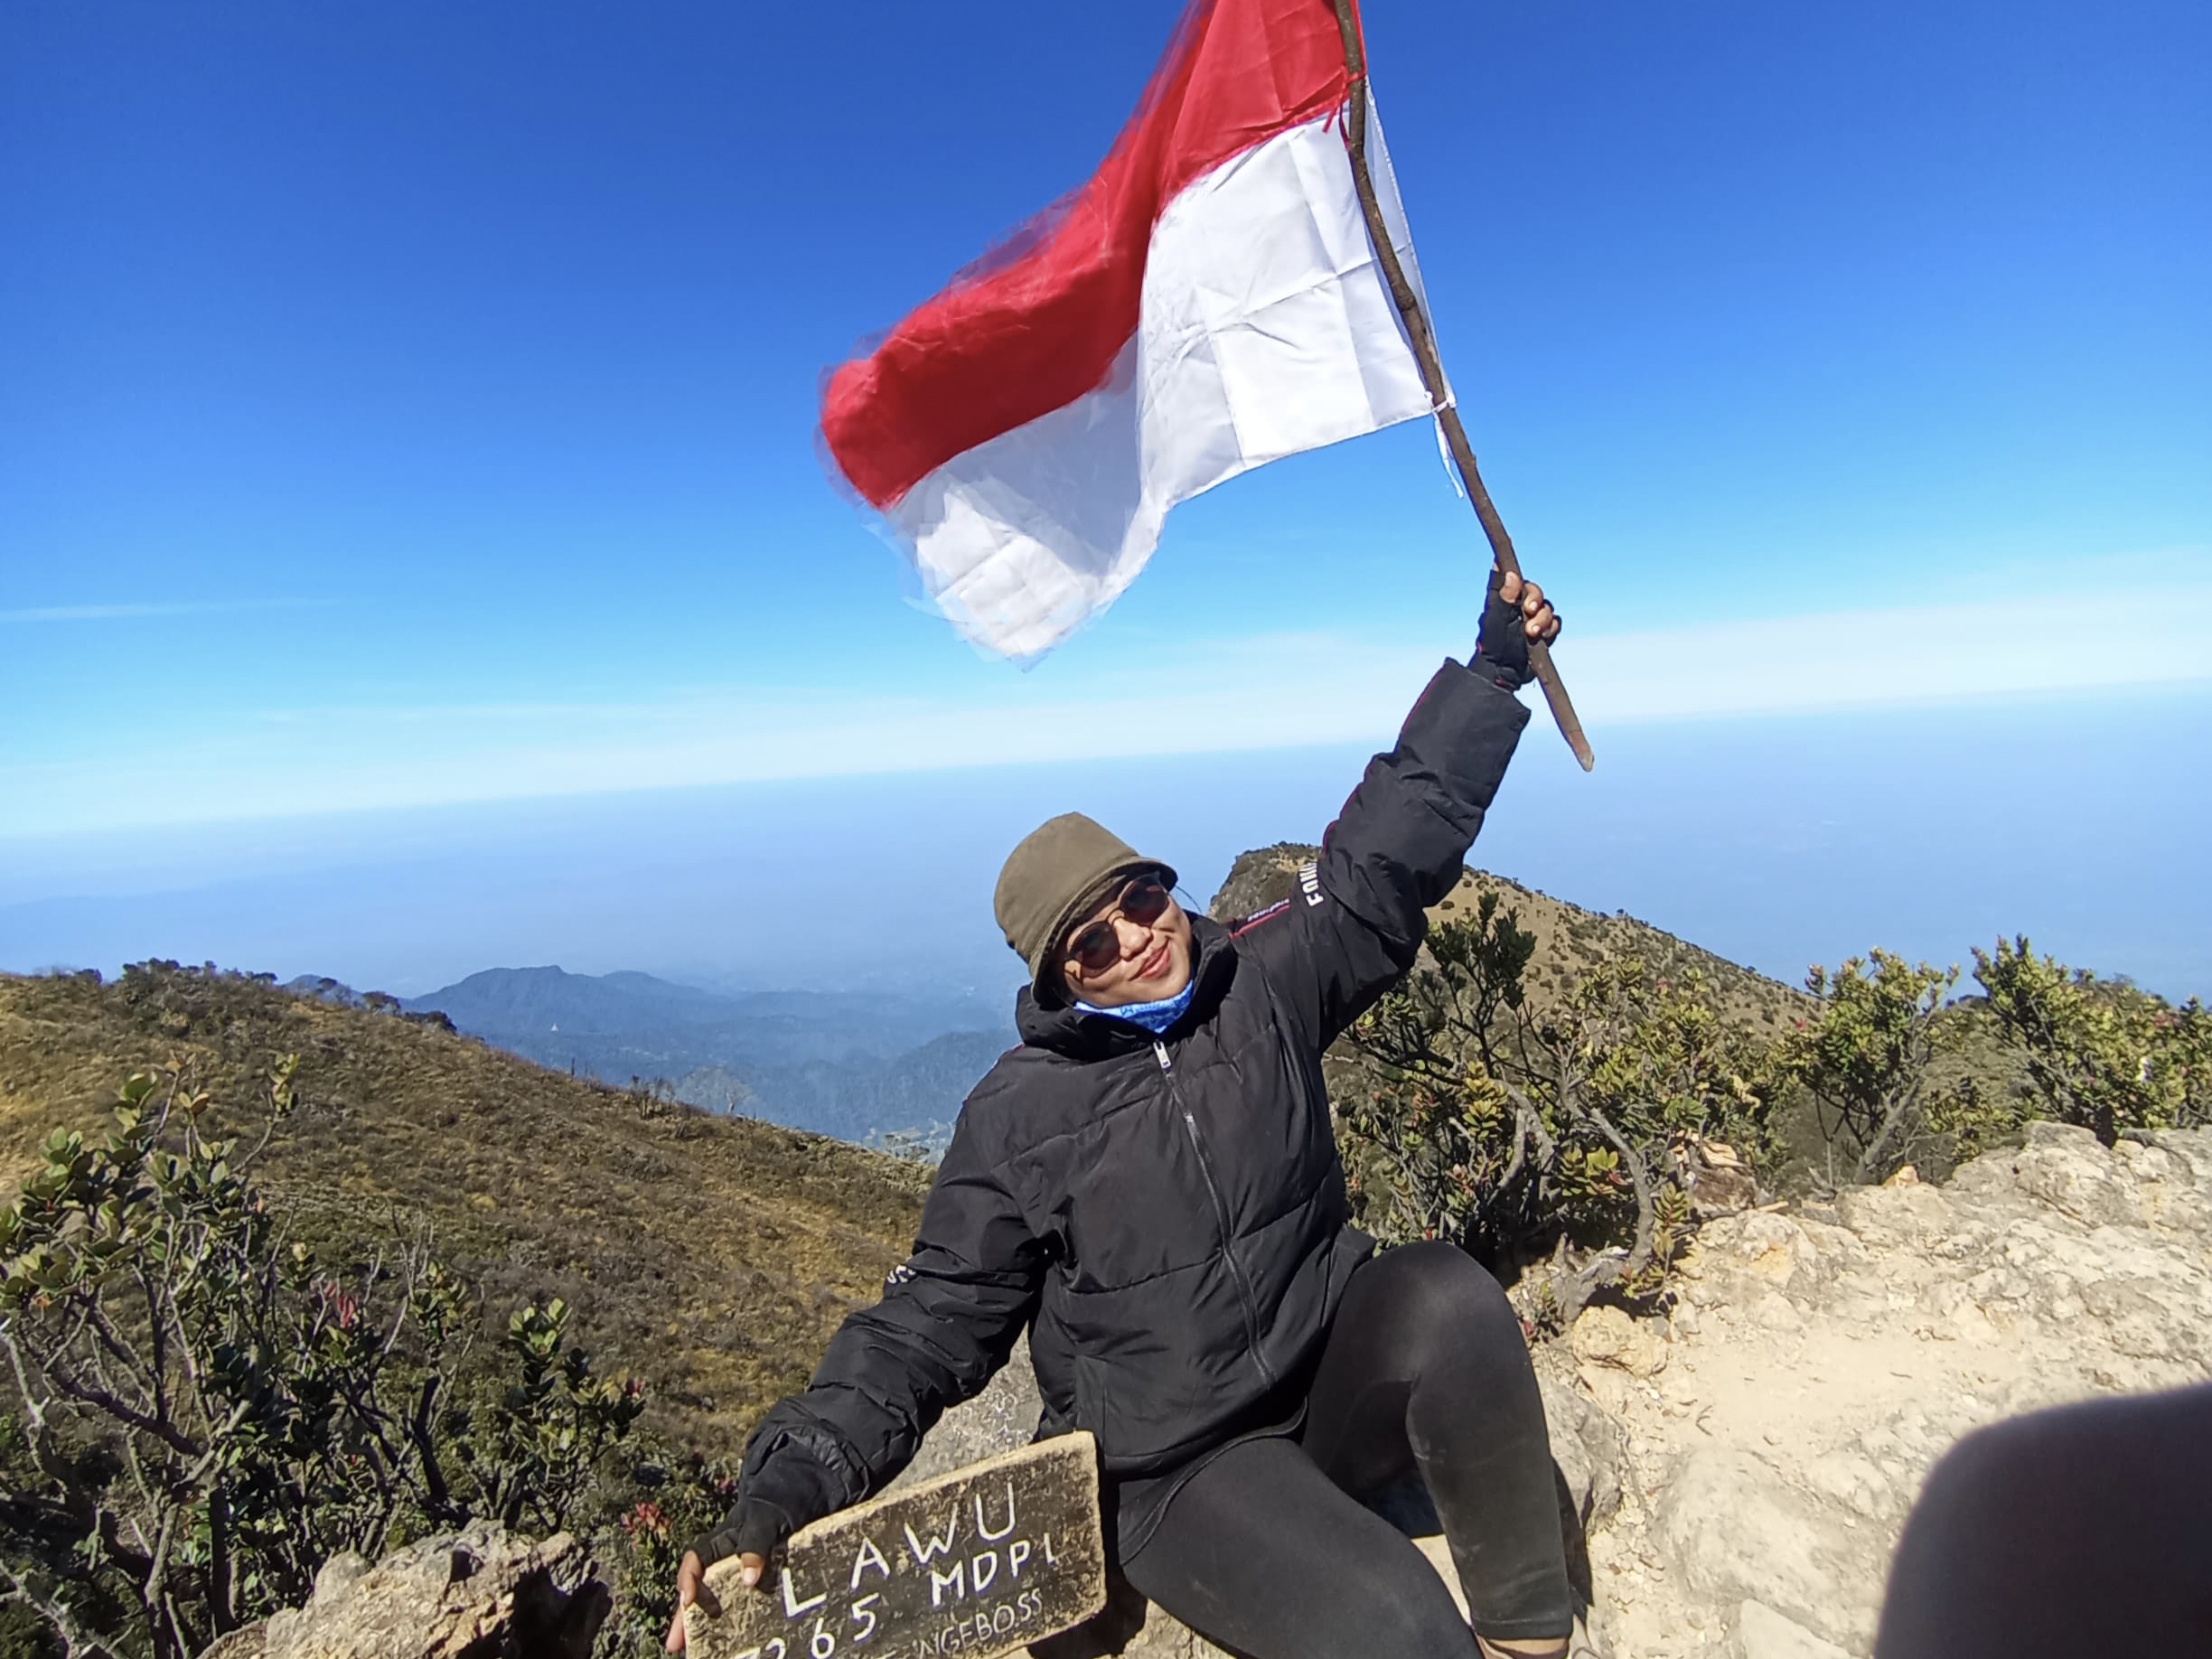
left=724, top=1112, right=1046, bottom=1540
left=1238, top=659, right=1530, bottom=1052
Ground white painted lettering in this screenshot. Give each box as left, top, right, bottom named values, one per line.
left=848, top=1535, right=889, bottom=1591
left=1008, top=1539, right=1032, bottom=1578
left=904, top=1514, right=960, bottom=1569
left=973, top=1482, right=1017, bottom=1542
left=928, top=1560, right=965, bottom=1608
left=847, top=1593, right=879, bottom=1643
left=781, top=1568, right=827, bottom=1618
left=970, top=1550, right=998, bottom=1596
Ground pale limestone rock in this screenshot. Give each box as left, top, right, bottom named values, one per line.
left=1540, top=1373, right=1626, bottom=1528
left=1737, top=1598, right=1853, bottom=1659
left=1752, top=1292, right=1806, bottom=1332
left=1832, top=1180, right=1955, bottom=1250
left=1656, top=1448, right=1881, bottom=1652
left=1571, top=1304, right=1669, bottom=1377
left=889, top=1332, right=1044, bottom=1492
left=202, top=1525, right=606, bottom=1659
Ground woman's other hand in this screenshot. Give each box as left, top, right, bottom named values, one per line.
left=663, top=1550, right=764, bottom=1654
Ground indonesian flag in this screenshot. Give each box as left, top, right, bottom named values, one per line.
left=820, top=0, right=1440, bottom=660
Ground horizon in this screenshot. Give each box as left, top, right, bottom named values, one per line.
left=7, top=683, right=2208, bottom=1008
left=4, top=0, right=2207, bottom=999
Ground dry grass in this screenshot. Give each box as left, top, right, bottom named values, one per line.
left=0, top=964, right=932, bottom=1461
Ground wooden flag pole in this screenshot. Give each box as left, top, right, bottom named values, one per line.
left=1331, top=0, right=1596, bottom=772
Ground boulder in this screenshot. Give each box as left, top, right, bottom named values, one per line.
left=889, top=1333, right=1045, bottom=1491
left=1540, top=1373, right=1626, bottom=1529
left=201, top=1524, right=607, bottom=1659
left=1655, top=1448, right=1881, bottom=1652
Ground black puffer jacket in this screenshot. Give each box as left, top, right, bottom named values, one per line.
left=721, top=661, right=1530, bottom=1550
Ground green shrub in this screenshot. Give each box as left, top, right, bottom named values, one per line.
left=1774, top=951, right=1983, bottom=1185
left=1345, top=891, right=1776, bottom=1323
left=0, top=1063, right=646, bottom=1659
left=1974, top=936, right=2210, bottom=1142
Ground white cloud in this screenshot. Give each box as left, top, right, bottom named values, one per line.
left=0, top=599, right=323, bottom=624
left=3, top=581, right=2207, bottom=836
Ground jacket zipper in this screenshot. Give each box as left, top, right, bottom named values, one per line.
left=1155, top=1039, right=1276, bottom=1387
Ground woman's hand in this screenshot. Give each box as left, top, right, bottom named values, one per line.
left=663, top=1550, right=765, bottom=1654
left=1473, top=568, right=1561, bottom=690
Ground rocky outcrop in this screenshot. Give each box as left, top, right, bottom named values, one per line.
left=1579, top=1121, right=2212, bottom=1658
left=900, top=1121, right=2210, bottom=1658
left=199, top=1525, right=609, bottom=1659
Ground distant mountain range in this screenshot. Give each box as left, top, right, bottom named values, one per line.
left=342, top=965, right=1017, bottom=1149
left=326, top=849, right=1813, bottom=1159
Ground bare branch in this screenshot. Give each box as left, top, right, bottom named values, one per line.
left=0, top=1555, right=108, bottom=1659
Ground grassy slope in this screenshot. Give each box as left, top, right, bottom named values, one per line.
left=0, top=963, right=931, bottom=1460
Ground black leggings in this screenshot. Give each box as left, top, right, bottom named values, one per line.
left=1120, top=1242, right=1576, bottom=1658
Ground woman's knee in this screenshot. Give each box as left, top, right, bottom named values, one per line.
left=1383, top=1242, right=1522, bottom=1343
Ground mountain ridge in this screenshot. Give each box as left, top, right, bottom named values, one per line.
left=386, top=963, right=1015, bottom=1145
left=0, top=961, right=932, bottom=1459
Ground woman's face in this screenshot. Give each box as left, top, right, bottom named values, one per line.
left=1059, top=875, right=1194, bottom=1009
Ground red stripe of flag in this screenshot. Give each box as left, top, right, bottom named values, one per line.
left=820, top=0, right=1359, bottom=511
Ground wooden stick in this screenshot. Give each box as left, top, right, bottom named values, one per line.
left=1331, top=0, right=1596, bottom=772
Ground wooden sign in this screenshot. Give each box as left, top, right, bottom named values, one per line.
left=684, top=1433, right=1105, bottom=1659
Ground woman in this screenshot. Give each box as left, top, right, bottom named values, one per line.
left=670, top=573, right=1577, bottom=1659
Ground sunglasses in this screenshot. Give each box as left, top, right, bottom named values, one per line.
left=1065, top=876, right=1174, bottom=975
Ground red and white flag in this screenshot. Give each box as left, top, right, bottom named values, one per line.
left=820, top=0, right=1440, bottom=660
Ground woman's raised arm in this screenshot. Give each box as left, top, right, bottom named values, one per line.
left=1234, top=573, right=1558, bottom=1052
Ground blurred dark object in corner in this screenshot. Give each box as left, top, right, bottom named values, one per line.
left=1876, top=1381, right=2212, bottom=1659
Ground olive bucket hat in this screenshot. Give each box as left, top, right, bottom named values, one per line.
left=994, top=812, right=1177, bottom=1001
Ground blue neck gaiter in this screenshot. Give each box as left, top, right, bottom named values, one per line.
left=1076, top=976, right=1197, bottom=1035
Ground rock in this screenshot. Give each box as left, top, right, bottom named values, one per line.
left=1832, top=1179, right=1955, bottom=1250
left=1737, top=1599, right=1852, bottom=1659
left=1570, top=1304, right=1669, bottom=1377
left=1880, top=1165, right=1920, bottom=1187
left=1655, top=1448, right=1880, bottom=1652
left=1948, top=1122, right=2139, bottom=1228
left=206, top=1524, right=608, bottom=1659
left=1751, top=1292, right=1806, bottom=1333
left=900, top=1129, right=2212, bottom=1658
left=1540, top=1374, right=1626, bottom=1529
left=889, top=1333, right=1044, bottom=1492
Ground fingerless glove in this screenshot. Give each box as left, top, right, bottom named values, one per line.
left=1472, top=566, right=1534, bottom=691
left=689, top=1494, right=793, bottom=1571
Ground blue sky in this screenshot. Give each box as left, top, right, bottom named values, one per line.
left=3, top=0, right=2208, bottom=993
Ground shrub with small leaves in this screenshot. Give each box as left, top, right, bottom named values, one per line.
left=442, top=1298, right=646, bottom=1541
left=1974, top=935, right=2210, bottom=1143
left=1776, top=951, right=1978, bottom=1185
left=1345, top=890, right=1776, bottom=1323
left=598, top=1454, right=741, bottom=1658
left=0, top=1064, right=647, bottom=1659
